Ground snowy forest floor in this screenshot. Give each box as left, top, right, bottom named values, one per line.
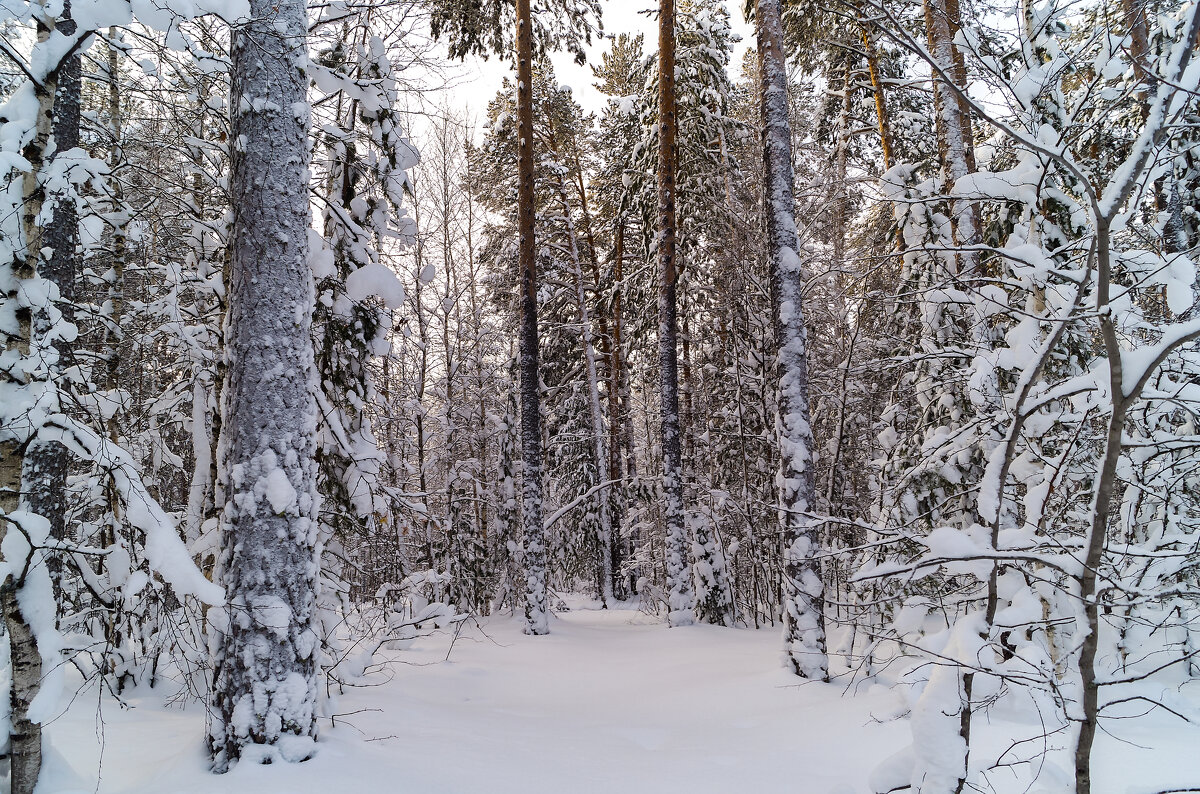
left=41, top=601, right=1200, bottom=793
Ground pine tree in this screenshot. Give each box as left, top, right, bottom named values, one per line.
left=656, top=0, right=695, bottom=628
left=209, top=0, right=322, bottom=769
left=757, top=0, right=828, bottom=679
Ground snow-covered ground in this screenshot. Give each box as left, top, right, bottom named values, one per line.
left=43, top=604, right=1200, bottom=793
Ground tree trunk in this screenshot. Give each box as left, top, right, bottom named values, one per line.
left=2, top=7, right=62, bottom=792
left=23, top=0, right=80, bottom=606
left=1073, top=220, right=1121, bottom=794
left=859, top=19, right=894, bottom=170
left=757, top=0, right=828, bottom=680
left=611, top=223, right=635, bottom=597
left=409, top=189, right=435, bottom=572
left=569, top=146, right=621, bottom=605
left=547, top=137, right=612, bottom=608
left=923, top=0, right=980, bottom=273
left=209, top=0, right=321, bottom=770
left=516, top=0, right=549, bottom=636
left=658, top=0, right=693, bottom=628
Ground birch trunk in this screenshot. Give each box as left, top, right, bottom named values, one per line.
left=209, top=0, right=321, bottom=769
left=923, top=0, right=980, bottom=272
left=569, top=149, right=620, bottom=604
left=757, top=0, right=828, bottom=680
left=2, top=7, right=61, bottom=791
left=23, top=0, right=80, bottom=605
left=549, top=156, right=612, bottom=607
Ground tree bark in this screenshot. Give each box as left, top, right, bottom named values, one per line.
left=758, top=0, right=828, bottom=680
left=209, top=0, right=321, bottom=770
left=22, top=0, right=80, bottom=606
left=859, top=20, right=894, bottom=170
left=658, top=0, right=694, bottom=628
left=923, top=0, right=980, bottom=273
left=2, top=7, right=62, bottom=792
left=516, top=0, right=549, bottom=635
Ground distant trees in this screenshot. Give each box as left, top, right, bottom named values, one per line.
left=426, top=0, right=600, bottom=635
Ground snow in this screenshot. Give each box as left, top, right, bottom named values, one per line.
left=345, top=262, right=405, bottom=309
left=46, top=608, right=893, bottom=791
left=41, top=606, right=1200, bottom=793
left=263, top=466, right=296, bottom=515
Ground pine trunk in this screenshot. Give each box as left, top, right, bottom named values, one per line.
left=658, top=0, right=693, bottom=628
left=757, top=0, right=828, bottom=680
left=859, top=19, right=894, bottom=169
left=209, top=0, right=321, bottom=770
left=516, top=0, right=549, bottom=635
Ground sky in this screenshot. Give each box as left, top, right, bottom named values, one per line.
left=419, top=2, right=756, bottom=130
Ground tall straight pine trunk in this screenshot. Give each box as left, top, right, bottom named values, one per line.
left=516, top=0, right=549, bottom=635
left=209, top=0, right=321, bottom=770
left=757, top=0, right=828, bottom=680
left=857, top=15, right=893, bottom=170
left=658, top=0, right=693, bottom=628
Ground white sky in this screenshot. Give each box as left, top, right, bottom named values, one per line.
left=417, top=2, right=755, bottom=131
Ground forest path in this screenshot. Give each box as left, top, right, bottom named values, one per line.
left=364, top=606, right=905, bottom=793
left=41, top=606, right=1200, bottom=793
left=44, top=606, right=907, bottom=793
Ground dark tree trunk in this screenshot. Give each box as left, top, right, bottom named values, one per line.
left=658, top=0, right=693, bottom=628
left=516, top=0, right=549, bottom=635
left=209, top=0, right=321, bottom=770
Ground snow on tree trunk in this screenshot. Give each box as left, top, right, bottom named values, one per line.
left=22, top=0, right=80, bottom=605
left=1, top=7, right=61, bottom=791
left=658, top=0, right=694, bottom=628
left=515, top=0, right=549, bottom=636
left=757, top=0, right=828, bottom=680
left=922, top=0, right=980, bottom=272
left=209, top=0, right=321, bottom=770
